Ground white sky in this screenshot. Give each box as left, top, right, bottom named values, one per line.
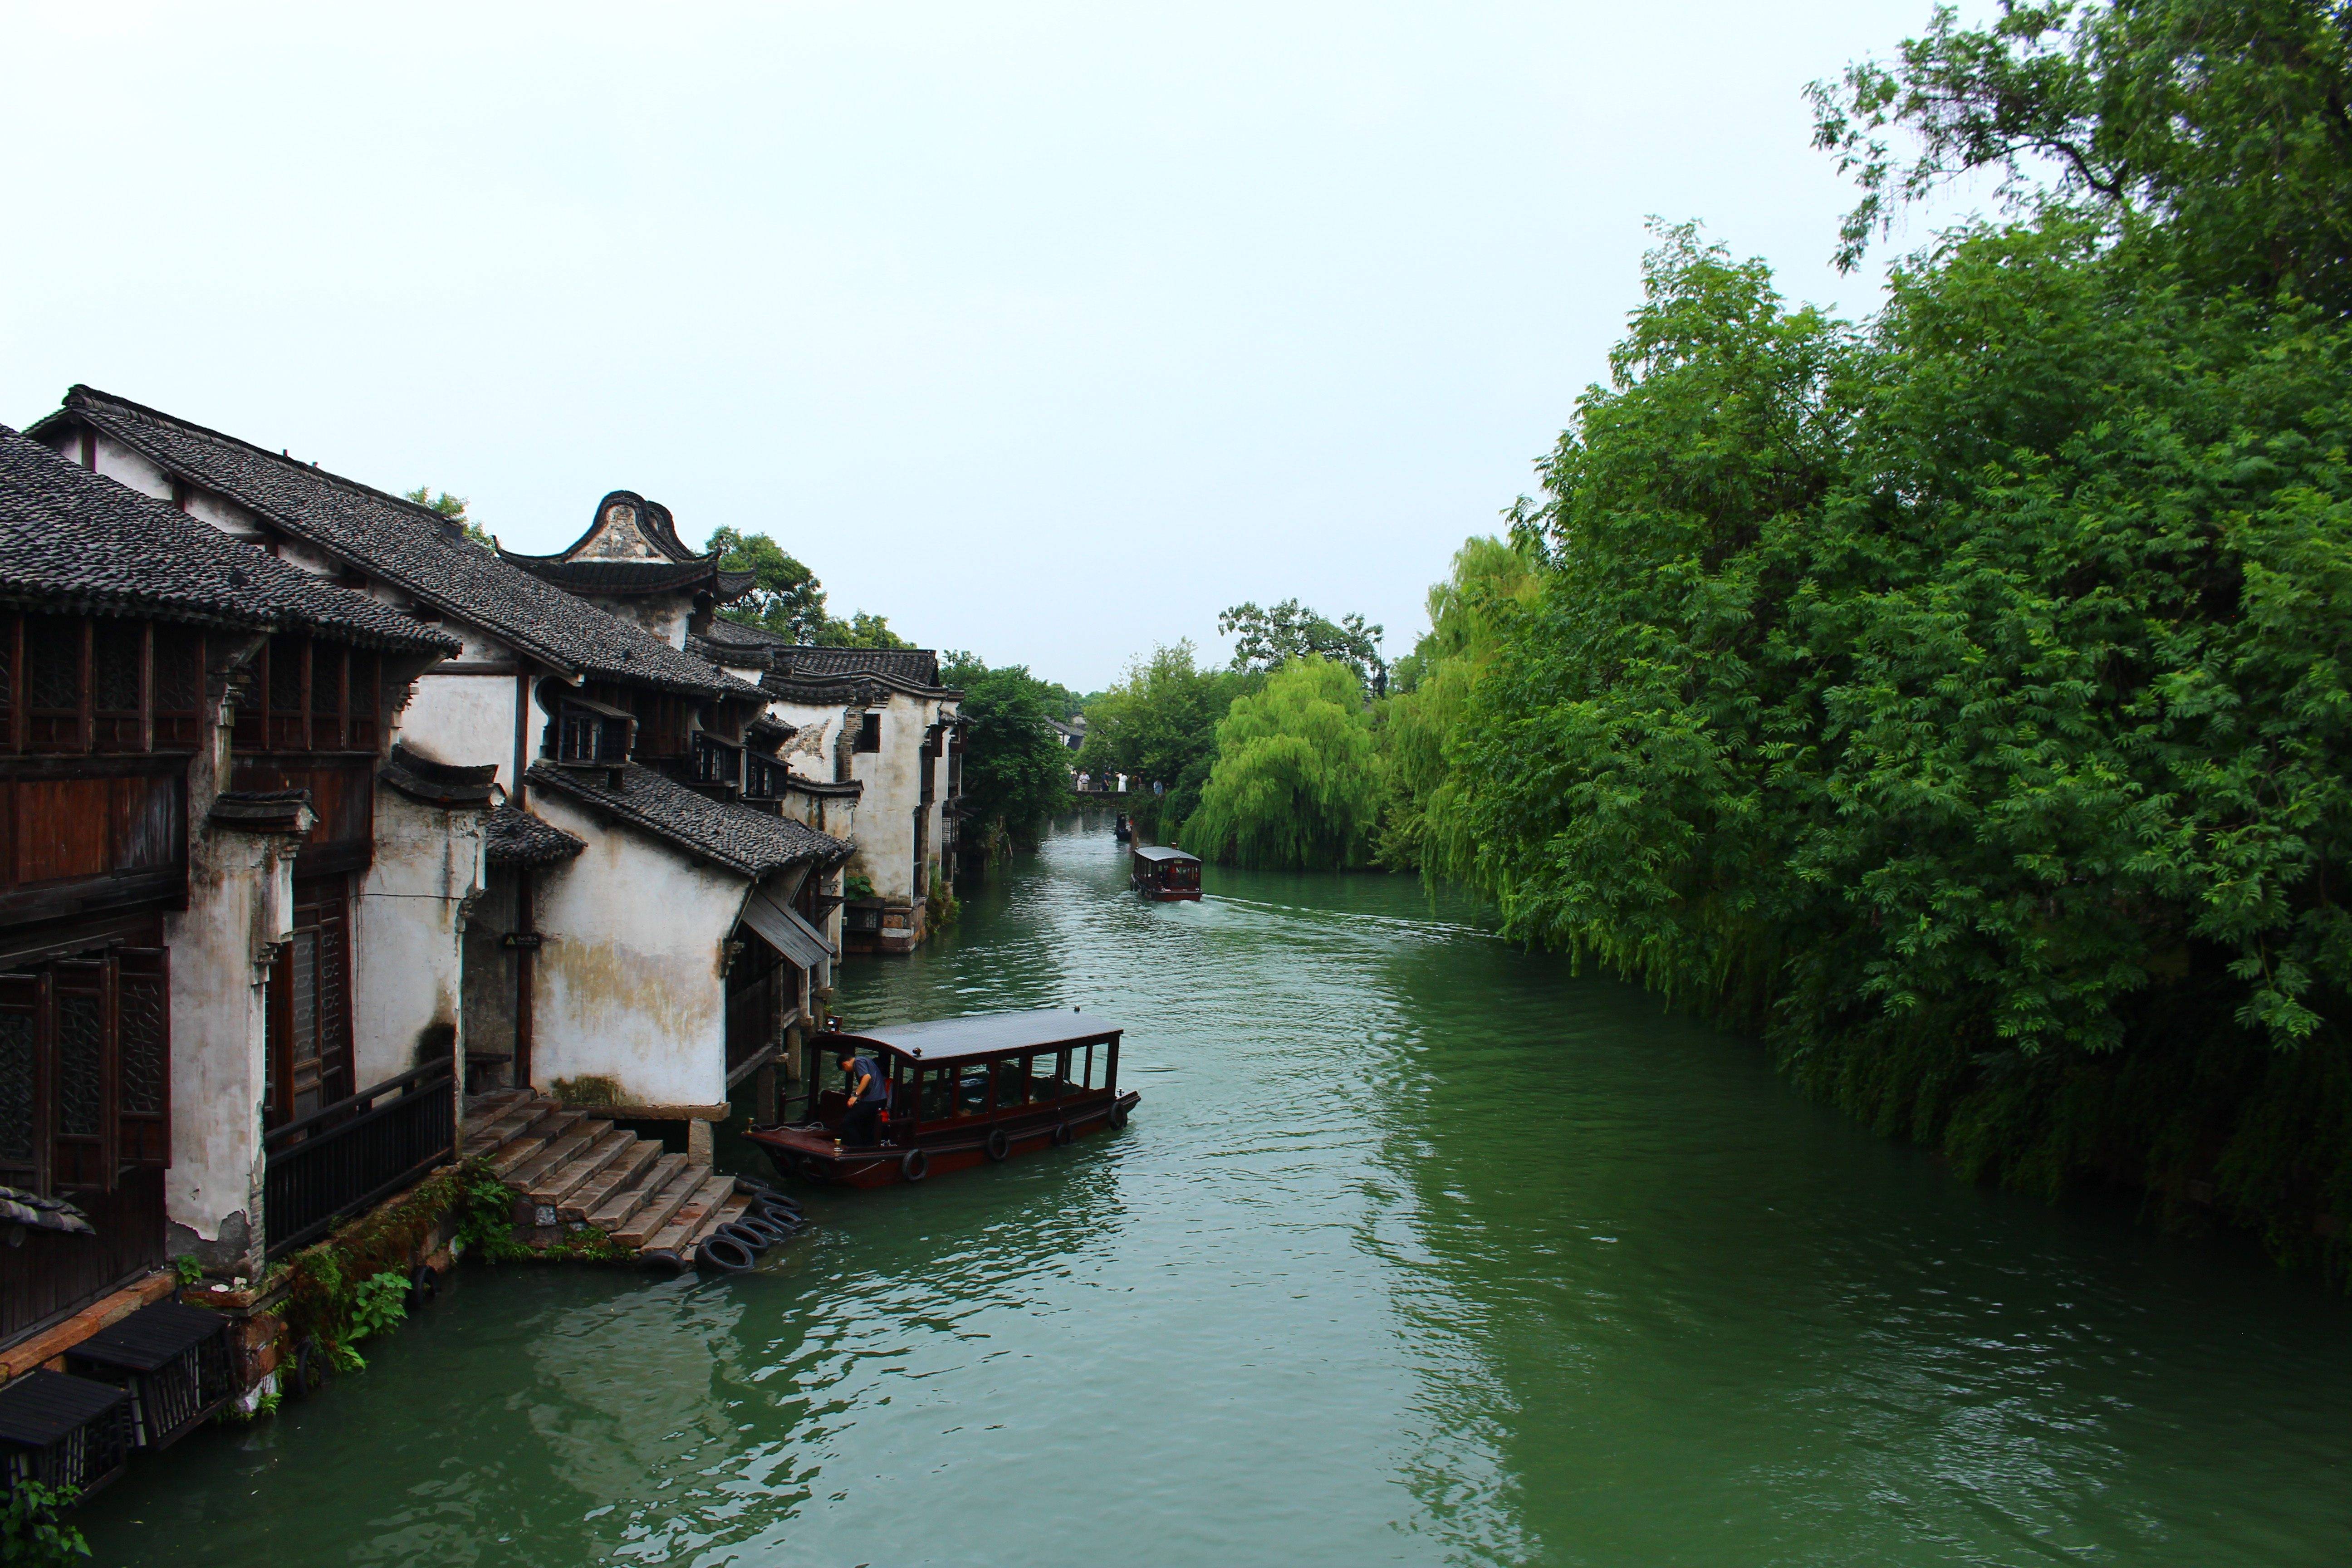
left=1, top=1, right=1971, bottom=691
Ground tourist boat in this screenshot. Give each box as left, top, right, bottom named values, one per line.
left=1130, top=843, right=1200, bottom=900
left=1113, top=811, right=1132, bottom=842
left=747, top=1009, right=1138, bottom=1188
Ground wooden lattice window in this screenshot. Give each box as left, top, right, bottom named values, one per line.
left=25, top=615, right=84, bottom=753
left=347, top=651, right=380, bottom=750
left=266, top=634, right=305, bottom=751
left=152, top=626, right=206, bottom=750
left=92, top=621, right=146, bottom=752
left=0, top=948, right=172, bottom=1196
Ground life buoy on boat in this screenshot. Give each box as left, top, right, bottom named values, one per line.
left=700, top=1234, right=755, bottom=1273
left=985, top=1127, right=1011, bottom=1162
left=900, top=1147, right=930, bottom=1182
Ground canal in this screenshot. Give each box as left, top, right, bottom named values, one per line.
left=87, top=816, right=2352, bottom=1565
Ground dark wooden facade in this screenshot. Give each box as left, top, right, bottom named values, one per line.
left=0, top=609, right=195, bottom=1344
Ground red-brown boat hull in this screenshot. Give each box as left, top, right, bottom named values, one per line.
left=747, top=1089, right=1141, bottom=1189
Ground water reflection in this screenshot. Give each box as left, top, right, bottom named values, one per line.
left=82, top=814, right=2352, bottom=1567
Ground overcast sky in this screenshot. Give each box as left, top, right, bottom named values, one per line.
left=2, top=1, right=1972, bottom=691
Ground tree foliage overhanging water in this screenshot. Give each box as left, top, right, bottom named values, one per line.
left=1077, top=0, right=2352, bottom=1281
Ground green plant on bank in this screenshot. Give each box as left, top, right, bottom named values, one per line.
left=281, top=1161, right=467, bottom=1362
left=926, top=874, right=960, bottom=932
left=171, top=1253, right=202, bottom=1288
left=454, top=1166, right=634, bottom=1265
left=1371, top=1, right=2352, bottom=1283
left=0, top=1481, right=88, bottom=1563
left=843, top=870, right=876, bottom=900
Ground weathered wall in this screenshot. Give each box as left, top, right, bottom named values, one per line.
left=845, top=693, right=948, bottom=906
left=578, top=593, right=691, bottom=648
left=524, top=792, right=745, bottom=1109
left=353, top=791, right=485, bottom=1090
left=162, top=687, right=296, bottom=1273
left=461, top=870, right=519, bottom=1062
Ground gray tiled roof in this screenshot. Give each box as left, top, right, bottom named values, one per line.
left=35, top=387, right=752, bottom=697
left=526, top=761, right=849, bottom=878
left=771, top=647, right=941, bottom=686
left=484, top=805, right=586, bottom=866
left=0, top=427, right=455, bottom=653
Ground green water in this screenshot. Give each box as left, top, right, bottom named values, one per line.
left=86, top=818, right=2352, bottom=1566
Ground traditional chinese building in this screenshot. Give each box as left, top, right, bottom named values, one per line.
left=25, top=388, right=850, bottom=1161
left=0, top=425, right=459, bottom=1347
left=693, top=623, right=961, bottom=955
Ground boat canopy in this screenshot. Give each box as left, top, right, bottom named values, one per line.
left=819, top=1008, right=1122, bottom=1064
left=1131, top=844, right=1199, bottom=864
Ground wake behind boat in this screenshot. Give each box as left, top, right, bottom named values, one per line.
left=747, top=1009, right=1138, bottom=1188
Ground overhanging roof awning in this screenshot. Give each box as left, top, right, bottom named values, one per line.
left=739, top=889, right=833, bottom=970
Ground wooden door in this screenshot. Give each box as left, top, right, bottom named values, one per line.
left=270, top=875, right=353, bottom=1126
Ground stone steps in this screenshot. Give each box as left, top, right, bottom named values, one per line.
left=459, top=1093, right=791, bottom=1269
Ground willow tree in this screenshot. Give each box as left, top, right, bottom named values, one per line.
left=1180, top=657, right=1382, bottom=870
left=1377, top=535, right=1539, bottom=875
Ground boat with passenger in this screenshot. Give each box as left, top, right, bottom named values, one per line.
left=746, top=1009, right=1137, bottom=1188
left=1131, top=843, right=1200, bottom=900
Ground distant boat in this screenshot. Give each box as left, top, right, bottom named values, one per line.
left=1113, top=812, right=1132, bottom=842
left=746, top=1010, right=1138, bottom=1189
left=1130, top=843, right=1201, bottom=901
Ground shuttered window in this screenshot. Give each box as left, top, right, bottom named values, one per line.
left=0, top=947, right=172, bottom=1196
left=266, top=877, right=352, bottom=1127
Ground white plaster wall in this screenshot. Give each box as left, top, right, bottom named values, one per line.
left=525, top=791, right=745, bottom=1108
left=89, top=437, right=173, bottom=499
left=846, top=694, right=941, bottom=904
left=353, top=792, right=485, bottom=1089
left=394, top=671, right=531, bottom=794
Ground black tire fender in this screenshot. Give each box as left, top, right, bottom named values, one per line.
left=984, top=1127, right=1010, bottom=1163
left=699, top=1234, right=756, bottom=1273
left=291, top=1337, right=332, bottom=1400
left=736, top=1217, right=789, bottom=1246
left=1051, top=1122, right=1073, bottom=1147
left=406, top=1264, right=440, bottom=1313
left=901, top=1147, right=931, bottom=1183
left=716, top=1221, right=772, bottom=1254
left=1110, top=1102, right=1130, bottom=1130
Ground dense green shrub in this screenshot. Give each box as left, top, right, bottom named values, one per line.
left=1411, top=2, right=2352, bottom=1276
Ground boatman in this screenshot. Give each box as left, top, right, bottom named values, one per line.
left=838, top=1049, right=888, bottom=1147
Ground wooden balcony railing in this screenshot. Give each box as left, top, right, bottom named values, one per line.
left=263, top=1057, right=455, bottom=1259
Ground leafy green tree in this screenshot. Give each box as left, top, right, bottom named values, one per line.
left=1219, top=598, right=1388, bottom=694
left=938, top=654, right=1075, bottom=859
left=817, top=610, right=911, bottom=649
left=1075, top=641, right=1262, bottom=838
left=709, top=526, right=829, bottom=642
left=1811, top=0, right=2352, bottom=308
left=404, top=486, right=494, bottom=550
left=1181, top=657, right=1382, bottom=869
